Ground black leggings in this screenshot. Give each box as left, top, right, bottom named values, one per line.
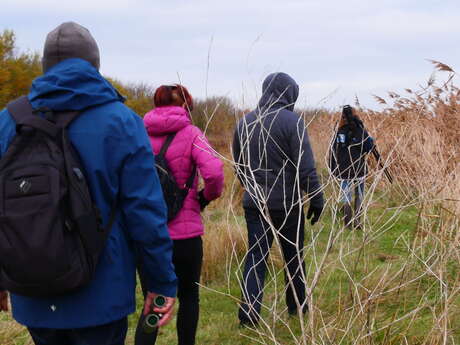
left=135, top=237, right=203, bottom=345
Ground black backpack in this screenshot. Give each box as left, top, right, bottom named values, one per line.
left=155, top=133, right=196, bottom=221
left=0, top=96, right=116, bottom=297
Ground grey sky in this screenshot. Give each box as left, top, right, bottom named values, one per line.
left=2, top=0, right=459, bottom=110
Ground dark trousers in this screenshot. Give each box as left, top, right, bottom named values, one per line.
left=136, top=236, right=203, bottom=345
left=239, top=208, right=307, bottom=324
left=28, top=318, right=127, bottom=345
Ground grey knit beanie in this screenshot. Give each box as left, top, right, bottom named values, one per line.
left=42, top=22, right=100, bottom=72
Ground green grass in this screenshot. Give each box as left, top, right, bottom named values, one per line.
left=126, top=201, right=458, bottom=344
left=1, top=201, right=459, bottom=345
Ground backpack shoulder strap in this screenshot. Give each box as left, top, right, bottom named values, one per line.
left=158, top=133, right=176, bottom=157
left=6, top=96, right=60, bottom=137
left=157, top=132, right=196, bottom=189
left=6, top=96, right=81, bottom=130
left=6, top=96, right=34, bottom=123
left=184, top=165, right=197, bottom=189
left=54, top=111, right=81, bottom=129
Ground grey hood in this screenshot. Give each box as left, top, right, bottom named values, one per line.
left=258, top=72, right=299, bottom=112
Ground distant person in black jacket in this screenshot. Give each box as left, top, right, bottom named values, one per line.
left=329, top=105, right=374, bottom=229
left=232, top=72, right=324, bottom=326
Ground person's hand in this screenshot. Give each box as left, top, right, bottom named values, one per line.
left=198, top=190, right=211, bottom=211
left=307, top=204, right=323, bottom=225
left=0, top=291, right=8, bottom=312
left=144, top=292, right=176, bottom=327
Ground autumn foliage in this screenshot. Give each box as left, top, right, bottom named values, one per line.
left=0, top=30, right=41, bottom=108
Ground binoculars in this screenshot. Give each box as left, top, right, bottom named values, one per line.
left=142, top=295, right=167, bottom=333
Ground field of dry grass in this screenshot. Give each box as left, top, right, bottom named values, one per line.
left=197, top=64, right=459, bottom=344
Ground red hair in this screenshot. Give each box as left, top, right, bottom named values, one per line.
left=153, top=84, right=194, bottom=111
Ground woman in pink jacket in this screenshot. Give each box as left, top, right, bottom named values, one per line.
left=137, top=84, right=224, bottom=345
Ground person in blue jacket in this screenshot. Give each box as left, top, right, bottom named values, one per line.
left=0, top=22, right=177, bottom=345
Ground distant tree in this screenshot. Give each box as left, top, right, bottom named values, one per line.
left=192, top=96, right=237, bottom=133
left=191, top=96, right=238, bottom=153
left=106, top=78, right=155, bottom=116
left=0, top=30, right=41, bottom=108
left=123, top=82, right=155, bottom=116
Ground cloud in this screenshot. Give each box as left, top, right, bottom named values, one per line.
left=1, top=0, right=459, bottom=109
left=2, top=0, right=134, bottom=13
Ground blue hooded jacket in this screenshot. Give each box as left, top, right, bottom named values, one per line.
left=0, top=58, right=177, bottom=328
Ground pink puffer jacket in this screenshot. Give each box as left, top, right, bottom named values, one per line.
left=144, top=106, right=224, bottom=240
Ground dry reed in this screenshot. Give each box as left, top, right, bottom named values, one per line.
left=198, top=65, right=459, bottom=344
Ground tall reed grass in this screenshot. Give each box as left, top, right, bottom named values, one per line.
left=198, top=64, right=459, bottom=344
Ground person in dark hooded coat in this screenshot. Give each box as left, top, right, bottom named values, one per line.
left=328, top=105, right=374, bottom=229
left=232, top=72, right=324, bottom=325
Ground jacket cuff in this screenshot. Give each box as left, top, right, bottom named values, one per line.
left=148, top=280, right=178, bottom=298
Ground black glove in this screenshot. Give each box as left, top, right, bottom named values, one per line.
left=306, top=204, right=323, bottom=225
left=198, top=190, right=211, bottom=211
